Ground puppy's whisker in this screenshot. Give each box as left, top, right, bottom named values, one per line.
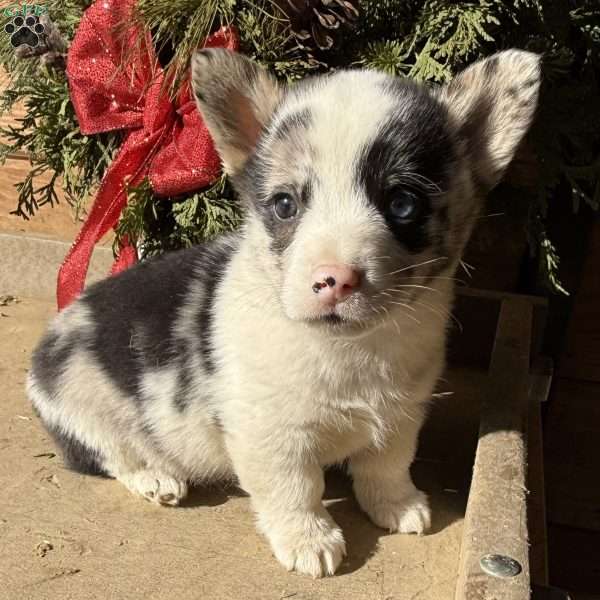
left=388, top=300, right=417, bottom=312
left=411, top=299, right=463, bottom=332
left=387, top=284, right=439, bottom=294
left=394, top=275, right=467, bottom=285
left=389, top=314, right=403, bottom=337
left=370, top=255, right=393, bottom=261
left=385, top=256, right=448, bottom=277
left=459, top=260, right=475, bottom=278
left=386, top=302, right=422, bottom=326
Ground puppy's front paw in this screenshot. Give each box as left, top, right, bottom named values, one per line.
left=267, top=513, right=346, bottom=577
left=362, top=489, right=431, bottom=534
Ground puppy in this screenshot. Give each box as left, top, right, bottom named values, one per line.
left=28, top=49, right=540, bottom=577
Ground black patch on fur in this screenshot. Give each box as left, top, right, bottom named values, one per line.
left=45, top=422, right=107, bottom=476
left=82, top=251, right=196, bottom=398
left=433, top=205, right=451, bottom=257
left=31, top=330, right=77, bottom=398
left=357, top=80, right=455, bottom=253
left=83, top=239, right=237, bottom=399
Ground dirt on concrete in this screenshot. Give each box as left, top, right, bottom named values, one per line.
left=0, top=296, right=475, bottom=600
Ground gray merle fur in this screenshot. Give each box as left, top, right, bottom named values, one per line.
left=31, top=330, right=77, bottom=398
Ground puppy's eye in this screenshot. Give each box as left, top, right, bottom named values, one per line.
left=388, top=191, right=422, bottom=223
left=273, top=193, right=298, bottom=220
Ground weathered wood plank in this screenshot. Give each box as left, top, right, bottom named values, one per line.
left=455, top=297, right=532, bottom=600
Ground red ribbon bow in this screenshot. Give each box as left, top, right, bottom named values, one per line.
left=58, top=0, right=238, bottom=309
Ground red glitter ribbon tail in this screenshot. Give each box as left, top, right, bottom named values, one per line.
left=56, top=191, right=129, bottom=310
left=56, top=134, right=147, bottom=310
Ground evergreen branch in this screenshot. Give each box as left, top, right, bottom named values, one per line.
left=132, top=0, right=236, bottom=94
left=114, top=176, right=242, bottom=257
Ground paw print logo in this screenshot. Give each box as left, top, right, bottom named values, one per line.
left=4, top=15, right=45, bottom=49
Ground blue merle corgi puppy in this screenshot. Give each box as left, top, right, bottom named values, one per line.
left=28, top=49, right=540, bottom=577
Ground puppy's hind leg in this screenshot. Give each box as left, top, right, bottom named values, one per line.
left=98, top=425, right=189, bottom=506
left=29, top=376, right=188, bottom=506
left=88, top=429, right=189, bottom=506
left=116, top=469, right=189, bottom=506
left=46, top=423, right=189, bottom=507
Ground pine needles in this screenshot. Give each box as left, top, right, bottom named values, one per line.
left=114, top=176, right=242, bottom=258
left=132, top=0, right=235, bottom=94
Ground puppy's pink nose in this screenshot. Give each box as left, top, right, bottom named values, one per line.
left=311, top=264, right=361, bottom=305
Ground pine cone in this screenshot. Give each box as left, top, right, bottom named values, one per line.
left=278, top=0, right=359, bottom=51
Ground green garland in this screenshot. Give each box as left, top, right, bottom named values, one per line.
left=1, top=0, right=599, bottom=291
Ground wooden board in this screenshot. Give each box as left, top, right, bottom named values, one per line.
left=455, top=298, right=532, bottom=600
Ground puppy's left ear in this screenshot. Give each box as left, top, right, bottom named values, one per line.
left=191, top=49, right=283, bottom=176
left=439, top=50, right=541, bottom=192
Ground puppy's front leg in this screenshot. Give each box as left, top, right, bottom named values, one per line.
left=349, top=418, right=431, bottom=534
left=228, top=437, right=346, bottom=577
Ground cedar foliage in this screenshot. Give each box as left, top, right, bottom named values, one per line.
left=0, top=0, right=598, bottom=290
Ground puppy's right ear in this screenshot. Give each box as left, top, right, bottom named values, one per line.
left=191, top=49, right=282, bottom=176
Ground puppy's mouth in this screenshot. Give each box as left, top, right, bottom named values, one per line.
left=320, top=313, right=344, bottom=325
left=316, top=313, right=348, bottom=328
left=304, top=309, right=387, bottom=341
left=307, top=307, right=372, bottom=331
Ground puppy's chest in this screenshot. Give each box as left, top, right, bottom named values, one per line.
left=298, top=365, right=414, bottom=465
